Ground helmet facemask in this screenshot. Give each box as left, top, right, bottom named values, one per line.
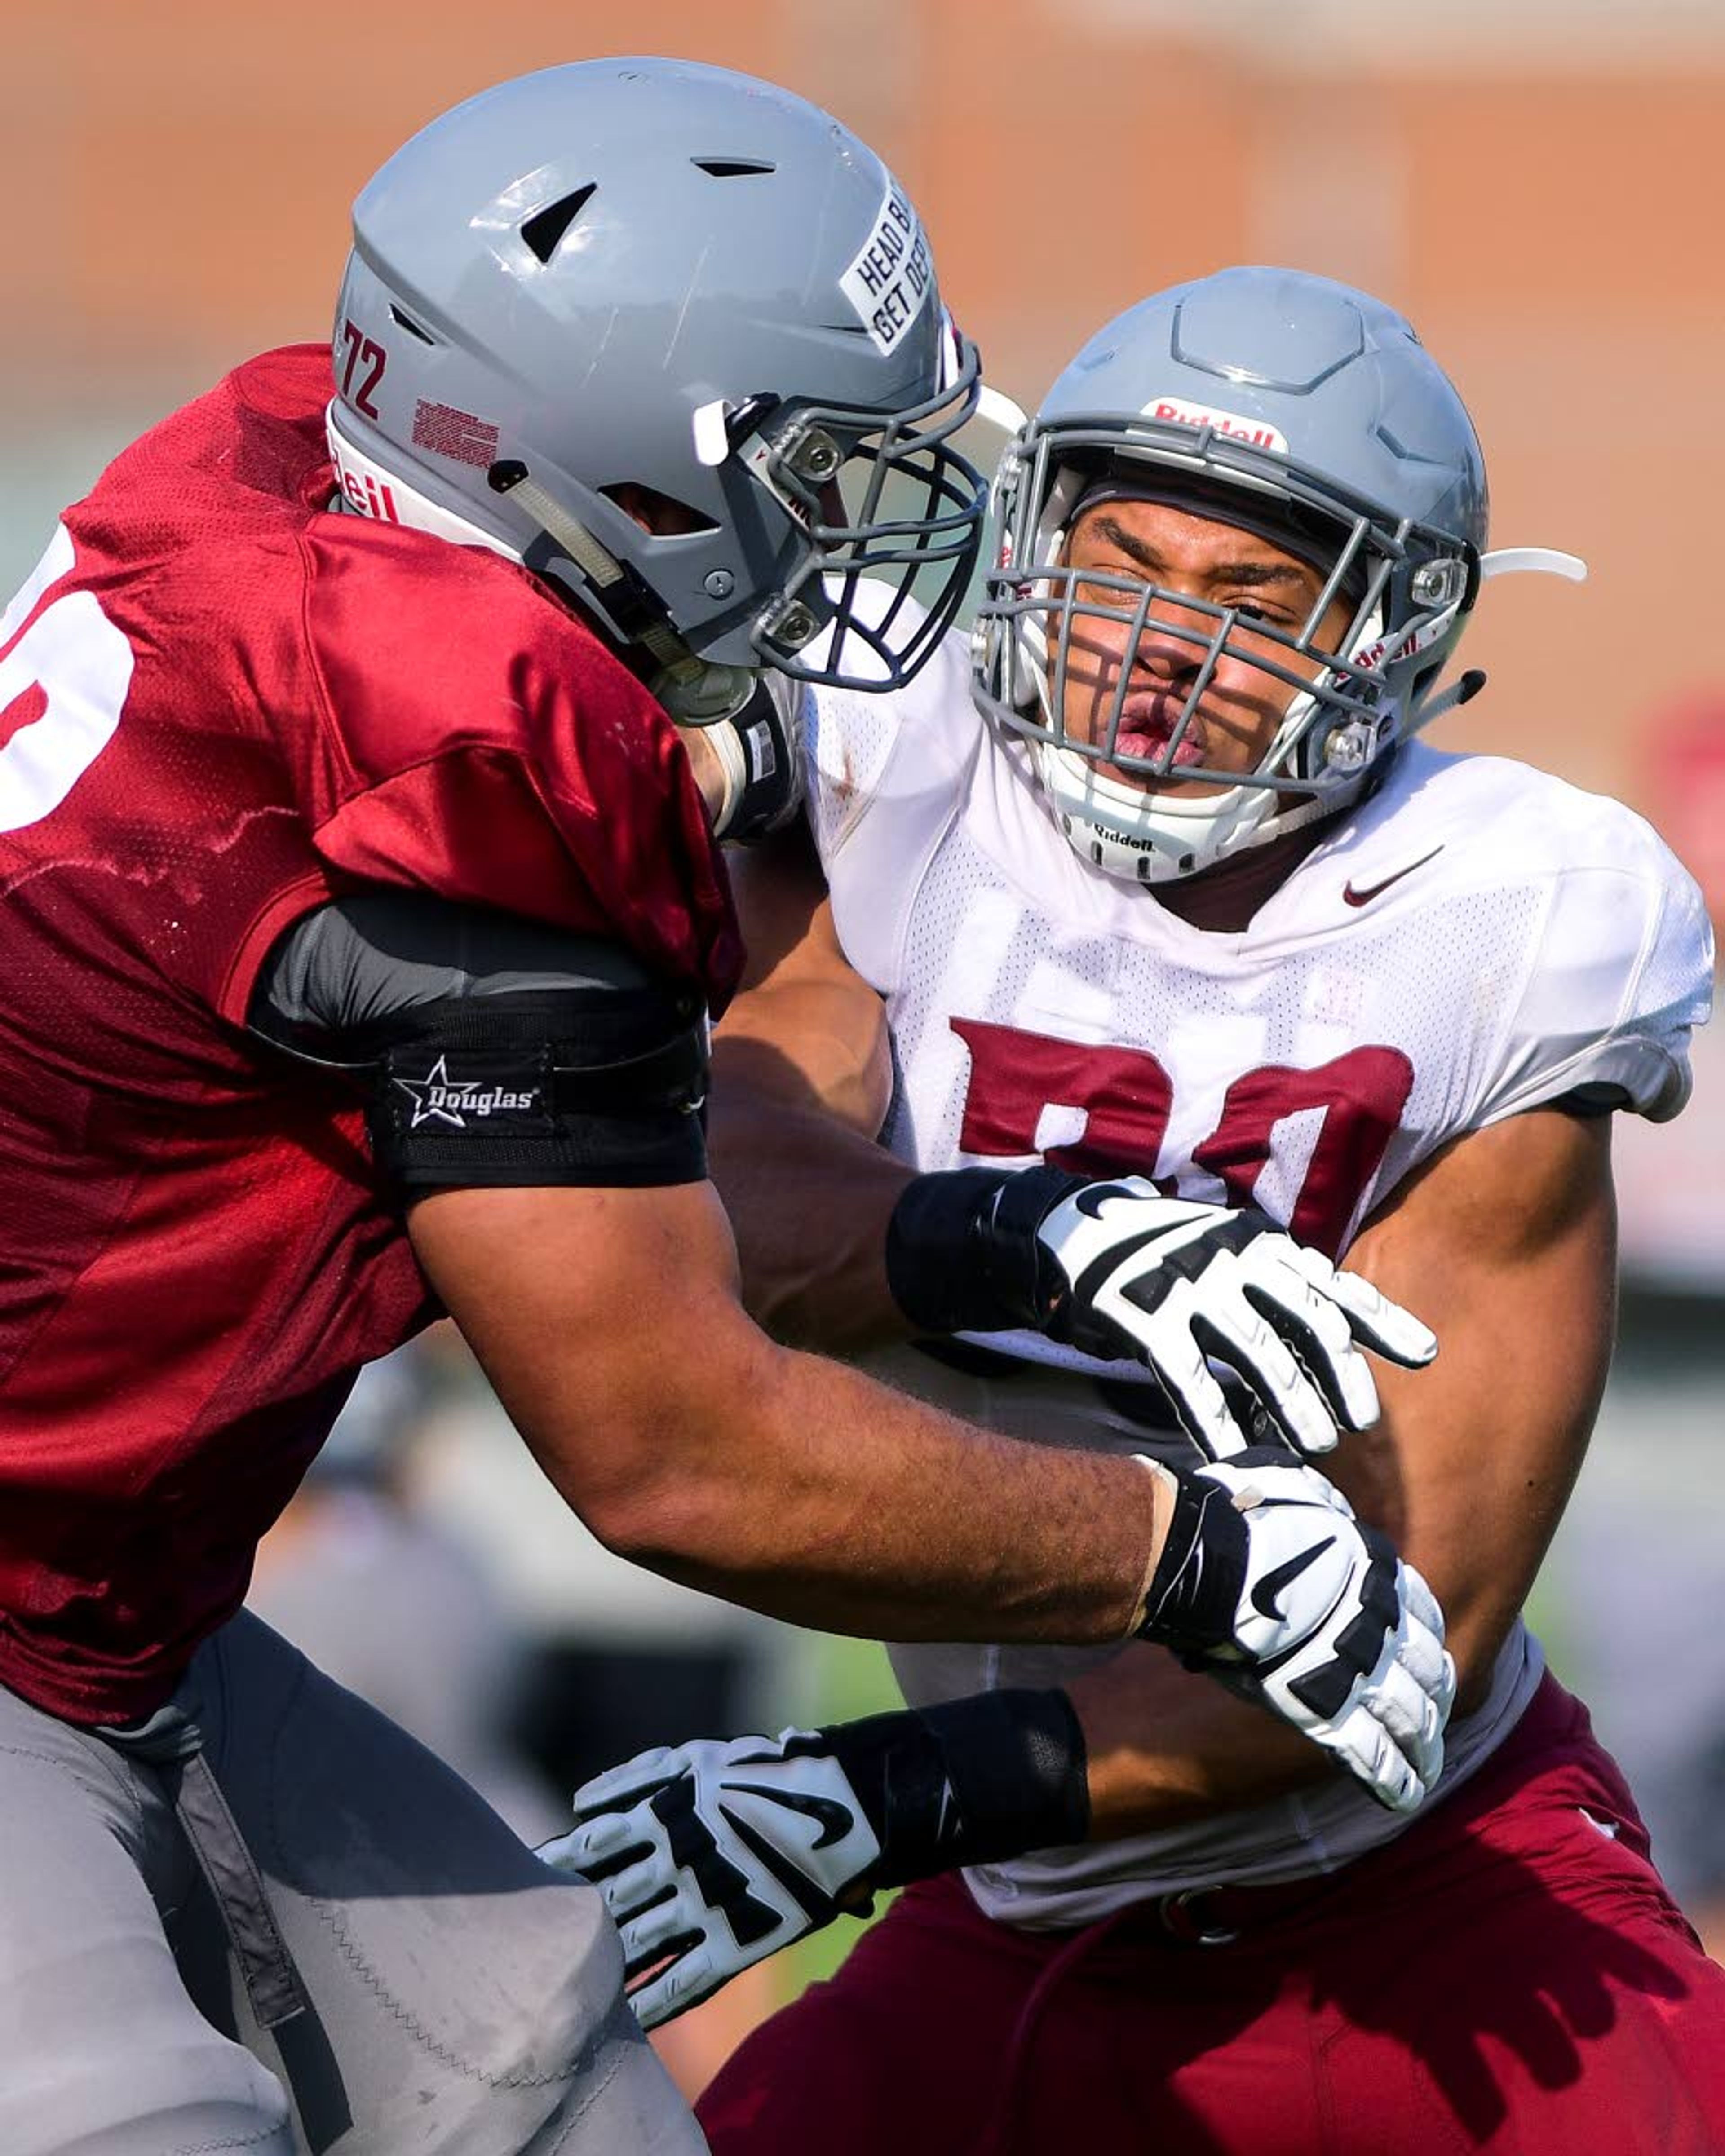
left=973, top=415, right=1481, bottom=884
left=731, top=325, right=988, bottom=689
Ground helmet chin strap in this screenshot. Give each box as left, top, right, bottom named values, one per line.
left=1481, top=547, right=1588, bottom=585
left=1036, top=742, right=1358, bottom=885
left=484, top=464, right=758, bottom=726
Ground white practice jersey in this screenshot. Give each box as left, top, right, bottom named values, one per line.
left=803, top=621, right=1715, bottom=1925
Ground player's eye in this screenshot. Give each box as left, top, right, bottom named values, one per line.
left=1071, top=564, right=1146, bottom=606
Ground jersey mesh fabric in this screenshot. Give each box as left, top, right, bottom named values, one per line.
left=875, top=791, right=1549, bottom=1347
left=805, top=682, right=905, bottom=863
left=802, top=634, right=1712, bottom=1913
left=0, top=345, right=738, bottom=1723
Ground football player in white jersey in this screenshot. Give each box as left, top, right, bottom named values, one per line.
left=549, top=268, right=1725, bottom=2151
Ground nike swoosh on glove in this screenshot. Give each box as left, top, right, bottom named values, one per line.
left=538, top=1690, right=1088, bottom=2029
left=1134, top=1448, right=1456, bottom=1813
left=538, top=1733, right=883, bottom=2029
left=886, top=1166, right=1437, bottom=1463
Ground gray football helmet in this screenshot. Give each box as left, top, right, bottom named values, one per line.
left=974, top=268, right=1521, bottom=884
left=329, top=58, right=985, bottom=718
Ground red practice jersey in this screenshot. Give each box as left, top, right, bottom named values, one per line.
left=0, top=345, right=740, bottom=1724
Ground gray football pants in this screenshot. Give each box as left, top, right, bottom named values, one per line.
left=0, top=1608, right=707, bottom=2156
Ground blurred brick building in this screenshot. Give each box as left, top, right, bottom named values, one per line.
left=4, top=0, right=1723, bottom=806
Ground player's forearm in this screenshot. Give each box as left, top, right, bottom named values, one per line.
left=570, top=1329, right=1167, bottom=1645
left=1349, top=1432, right=1583, bottom=1714
left=1064, top=1650, right=1336, bottom=1834
left=415, top=1178, right=1166, bottom=1644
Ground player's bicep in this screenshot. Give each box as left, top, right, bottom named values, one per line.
left=1335, top=1108, right=1616, bottom=1701
left=250, top=892, right=740, bottom=1516
left=250, top=891, right=712, bottom=1191
left=1349, top=1105, right=1616, bottom=1383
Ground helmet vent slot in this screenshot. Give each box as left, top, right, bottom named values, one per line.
left=520, top=184, right=597, bottom=265
left=388, top=304, right=436, bottom=345
left=691, top=157, right=777, bottom=178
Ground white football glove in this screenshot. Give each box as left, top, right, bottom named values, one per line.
left=1035, top=1180, right=1437, bottom=1461
left=1137, top=1449, right=1455, bottom=1813
left=886, top=1166, right=1436, bottom=1463
left=540, top=1733, right=882, bottom=2029
left=539, top=1689, right=1089, bottom=2030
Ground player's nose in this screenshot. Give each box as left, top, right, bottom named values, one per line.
left=1127, top=598, right=1208, bottom=684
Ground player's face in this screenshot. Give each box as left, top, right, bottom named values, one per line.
left=1056, top=497, right=1353, bottom=793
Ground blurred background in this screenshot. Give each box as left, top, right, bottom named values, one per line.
left=3, top=0, right=1721, bottom=2091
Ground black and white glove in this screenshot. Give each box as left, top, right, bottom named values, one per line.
left=1135, top=1448, right=1455, bottom=1813
left=542, top=1457, right=1451, bottom=2024
left=887, top=1166, right=1437, bottom=1461
left=537, top=1689, right=1087, bottom=2030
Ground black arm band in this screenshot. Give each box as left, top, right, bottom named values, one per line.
left=788, top=1688, right=1090, bottom=1888
left=247, top=894, right=712, bottom=1197
left=366, top=990, right=708, bottom=1193
left=884, top=1165, right=1087, bottom=1334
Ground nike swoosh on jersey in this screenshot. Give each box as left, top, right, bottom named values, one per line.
left=1342, top=846, right=1445, bottom=908
left=1248, top=1535, right=1336, bottom=1624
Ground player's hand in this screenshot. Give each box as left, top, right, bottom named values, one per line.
left=1135, top=1449, right=1455, bottom=1812
left=540, top=1688, right=1089, bottom=2030
left=538, top=1731, right=884, bottom=2030
left=1034, top=1179, right=1437, bottom=1460
left=887, top=1164, right=1437, bottom=1462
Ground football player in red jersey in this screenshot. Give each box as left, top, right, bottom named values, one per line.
left=557, top=272, right=1725, bottom=2152
left=0, top=68, right=1454, bottom=2156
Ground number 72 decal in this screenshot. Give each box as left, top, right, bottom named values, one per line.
left=338, top=317, right=388, bottom=420
left=950, top=1016, right=1414, bottom=1255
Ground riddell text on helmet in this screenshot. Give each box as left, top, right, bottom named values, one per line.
left=1142, top=396, right=1289, bottom=453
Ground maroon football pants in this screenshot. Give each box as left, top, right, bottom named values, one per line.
left=698, top=1675, right=1725, bottom=2155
